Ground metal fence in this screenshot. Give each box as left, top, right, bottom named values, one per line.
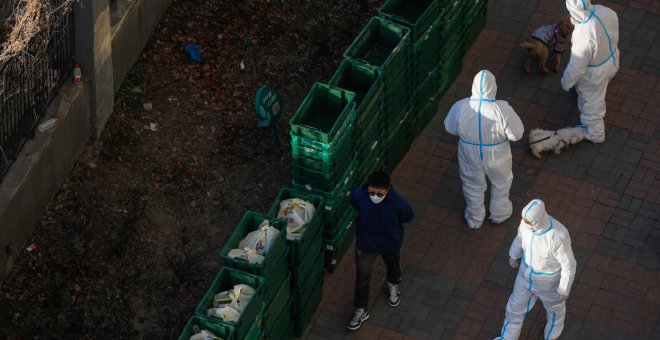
left=0, top=1, right=75, bottom=182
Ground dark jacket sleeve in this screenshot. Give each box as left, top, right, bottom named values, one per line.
left=398, top=197, right=414, bottom=224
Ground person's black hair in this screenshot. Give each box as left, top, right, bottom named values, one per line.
left=367, top=171, right=390, bottom=189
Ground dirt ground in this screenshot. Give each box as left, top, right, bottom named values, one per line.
left=0, top=0, right=380, bottom=338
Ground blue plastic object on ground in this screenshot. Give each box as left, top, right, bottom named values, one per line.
left=185, top=43, right=202, bottom=63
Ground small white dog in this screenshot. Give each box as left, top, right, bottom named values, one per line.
left=528, top=127, right=585, bottom=158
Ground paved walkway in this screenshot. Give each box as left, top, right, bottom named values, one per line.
left=303, top=0, right=660, bottom=339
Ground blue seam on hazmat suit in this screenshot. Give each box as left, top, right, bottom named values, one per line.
left=459, top=70, right=507, bottom=159
left=546, top=312, right=557, bottom=340
left=573, top=3, right=617, bottom=68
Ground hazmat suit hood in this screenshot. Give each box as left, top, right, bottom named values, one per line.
left=471, top=70, right=497, bottom=100
left=566, top=0, right=593, bottom=23
left=521, top=199, right=551, bottom=231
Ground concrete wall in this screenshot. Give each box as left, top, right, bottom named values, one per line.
left=110, top=0, right=173, bottom=93
left=0, top=0, right=172, bottom=281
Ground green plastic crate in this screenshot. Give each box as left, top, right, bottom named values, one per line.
left=292, top=272, right=324, bottom=337
left=219, top=212, right=288, bottom=280
left=244, top=320, right=262, bottom=340
left=463, top=1, right=487, bottom=48
left=266, top=188, right=324, bottom=265
left=323, top=206, right=357, bottom=240
left=323, top=209, right=357, bottom=273
left=194, top=267, right=264, bottom=340
left=344, top=17, right=411, bottom=71
left=178, top=315, right=235, bottom=340
left=292, top=151, right=356, bottom=184
left=292, top=157, right=358, bottom=193
left=263, top=302, right=293, bottom=340
left=290, top=245, right=324, bottom=291
left=262, top=249, right=289, bottom=306
left=261, top=272, right=292, bottom=335
left=292, top=268, right=324, bottom=314
left=328, top=59, right=383, bottom=127
left=290, top=83, right=357, bottom=144
left=378, top=0, right=440, bottom=42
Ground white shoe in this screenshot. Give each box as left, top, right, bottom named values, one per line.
left=347, top=308, right=369, bottom=330
left=387, top=282, right=400, bottom=307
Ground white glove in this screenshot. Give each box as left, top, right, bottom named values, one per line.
left=509, top=257, right=519, bottom=268
left=557, top=292, right=569, bottom=301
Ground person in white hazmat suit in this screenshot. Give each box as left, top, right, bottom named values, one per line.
left=444, top=70, right=524, bottom=229
left=496, top=199, right=577, bottom=340
left=561, top=0, right=619, bottom=143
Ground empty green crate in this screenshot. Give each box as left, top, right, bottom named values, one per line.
left=290, top=83, right=357, bottom=144
left=261, top=272, right=292, bottom=335
left=378, top=0, right=440, bottom=42
left=291, top=153, right=355, bottom=185
left=344, top=17, right=411, bottom=72
left=292, top=273, right=324, bottom=337
left=293, top=160, right=357, bottom=197
left=290, top=245, right=324, bottom=291
left=194, top=267, right=264, bottom=340
left=323, top=206, right=358, bottom=240
left=440, top=0, right=464, bottom=24
left=267, top=188, right=324, bottom=265
left=329, top=59, right=383, bottom=126
left=323, top=209, right=357, bottom=273
left=464, top=2, right=487, bottom=48
left=219, top=212, right=288, bottom=280
left=263, top=302, right=293, bottom=340
left=178, top=315, right=235, bottom=340
left=439, top=51, right=463, bottom=93
left=292, top=157, right=357, bottom=193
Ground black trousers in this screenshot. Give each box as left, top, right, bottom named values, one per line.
left=353, top=249, right=402, bottom=309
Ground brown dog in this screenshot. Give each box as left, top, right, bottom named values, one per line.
left=520, top=18, right=573, bottom=74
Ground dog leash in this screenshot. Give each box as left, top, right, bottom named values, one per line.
left=511, top=135, right=552, bottom=148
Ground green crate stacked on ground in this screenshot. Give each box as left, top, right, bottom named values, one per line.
left=343, top=16, right=412, bottom=142
left=193, top=267, right=265, bottom=340
left=179, top=315, right=235, bottom=340
left=265, top=187, right=325, bottom=340
left=324, top=208, right=358, bottom=273
left=292, top=262, right=324, bottom=337
left=290, top=83, right=358, bottom=194
left=219, top=212, right=289, bottom=310
left=260, top=272, right=292, bottom=339
left=463, top=0, right=487, bottom=49
left=378, top=0, right=443, bottom=87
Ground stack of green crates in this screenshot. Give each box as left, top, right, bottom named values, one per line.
left=323, top=208, right=357, bottom=273
left=463, top=0, right=487, bottom=49
left=265, top=188, right=325, bottom=338
left=378, top=0, right=442, bottom=85
left=178, top=315, right=235, bottom=340
left=193, top=267, right=265, bottom=340
left=328, top=59, right=385, bottom=182
left=344, top=17, right=412, bottom=142
left=218, top=212, right=289, bottom=337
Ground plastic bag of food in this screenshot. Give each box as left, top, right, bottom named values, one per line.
left=277, top=198, right=316, bottom=240
left=238, top=220, right=280, bottom=255
left=227, top=247, right=265, bottom=264
left=190, top=325, right=223, bottom=340
left=212, top=284, right=256, bottom=312
left=206, top=305, right=241, bottom=323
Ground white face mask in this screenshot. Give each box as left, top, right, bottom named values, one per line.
left=369, top=194, right=385, bottom=204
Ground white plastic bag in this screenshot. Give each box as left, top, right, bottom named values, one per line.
left=238, top=220, right=280, bottom=255
left=212, top=284, right=256, bottom=312
left=206, top=305, right=241, bottom=323
left=190, top=326, right=223, bottom=340
left=227, top=247, right=265, bottom=264
left=277, top=198, right=316, bottom=240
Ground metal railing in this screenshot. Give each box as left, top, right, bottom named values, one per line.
left=0, top=1, right=75, bottom=182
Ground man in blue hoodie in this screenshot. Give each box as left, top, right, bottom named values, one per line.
left=346, top=171, right=415, bottom=331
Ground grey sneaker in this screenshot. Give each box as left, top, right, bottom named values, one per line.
left=387, top=282, right=400, bottom=307
left=347, top=308, right=369, bottom=330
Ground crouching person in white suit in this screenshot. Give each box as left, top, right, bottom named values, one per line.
left=496, top=199, right=577, bottom=340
